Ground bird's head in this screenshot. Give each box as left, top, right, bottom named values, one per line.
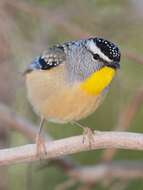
left=85, top=37, right=121, bottom=69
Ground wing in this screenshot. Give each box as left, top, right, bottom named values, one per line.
left=23, top=45, right=66, bottom=75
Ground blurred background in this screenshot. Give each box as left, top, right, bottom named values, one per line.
left=0, top=0, right=143, bottom=189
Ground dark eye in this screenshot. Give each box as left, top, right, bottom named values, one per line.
left=93, top=53, right=100, bottom=60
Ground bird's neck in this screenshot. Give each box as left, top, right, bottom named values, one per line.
left=80, top=66, right=116, bottom=95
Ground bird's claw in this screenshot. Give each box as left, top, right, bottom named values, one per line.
left=36, top=134, right=47, bottom=160
left=82, top=127, right=95, bottom=148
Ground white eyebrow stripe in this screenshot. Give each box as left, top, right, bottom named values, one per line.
left=87, top=40, right=112, bottom=62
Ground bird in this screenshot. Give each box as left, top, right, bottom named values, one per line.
left=24, top=37, right=121, bottom=156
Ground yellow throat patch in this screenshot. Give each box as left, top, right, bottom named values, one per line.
left=80, top=66, right=116, bottom=95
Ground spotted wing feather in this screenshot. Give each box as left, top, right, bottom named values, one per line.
left=39, top=46, right=66, bottom=70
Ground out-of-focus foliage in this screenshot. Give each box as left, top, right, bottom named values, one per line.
left=0, top=0, right=143, bottom=189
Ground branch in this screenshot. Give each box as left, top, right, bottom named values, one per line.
left=69, top=161, right=143, bottom=183
left=0, top=131, right=143, bottom=166
left=46, top=160, right=143, bottom=184
left=1, top=103, right=143, bottom=184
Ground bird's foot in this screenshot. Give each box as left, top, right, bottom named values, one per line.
left=71, top=121, right=100, bottom=149
left=36, top=134, right=47, bottom=160
left=82, top=127, right=95, bottom=148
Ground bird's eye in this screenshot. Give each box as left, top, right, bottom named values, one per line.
left=93, top=53, right=100, bottom=60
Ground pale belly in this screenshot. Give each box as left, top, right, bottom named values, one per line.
left=26, top=68, right=107, bottom=123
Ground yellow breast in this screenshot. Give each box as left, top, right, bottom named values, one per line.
left=80, top=66, right=116, bottom=95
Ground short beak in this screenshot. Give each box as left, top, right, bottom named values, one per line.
left=104, top=61, right=120, bottom=69
left=23, top=57, right=41, bottom=75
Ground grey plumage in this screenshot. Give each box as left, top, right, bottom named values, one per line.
left=62, top=39, right=104, bottom=82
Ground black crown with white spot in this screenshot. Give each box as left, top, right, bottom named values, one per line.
left=93, top=38, right=121, bottom=62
